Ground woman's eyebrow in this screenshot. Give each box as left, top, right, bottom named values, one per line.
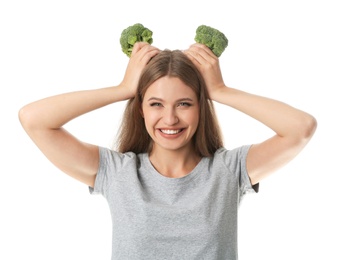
left=177, top=98, right=194, bottom=102
left=147, top=97, right=163, bottom=102
left=147, top=97, right=194, bottom=102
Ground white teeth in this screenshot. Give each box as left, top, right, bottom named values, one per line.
left=161, top=129, right=181, bottom=135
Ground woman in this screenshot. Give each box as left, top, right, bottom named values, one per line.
left=19, top=42, right=317, bottom=259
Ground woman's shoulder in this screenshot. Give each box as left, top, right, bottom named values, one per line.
left=213, top=145, right=251, bottom=158
left=210, top=145, right=252, bottom=171
left=99, top=146, right=136, bottom=157
left=98, top=146, right=142, bottom=167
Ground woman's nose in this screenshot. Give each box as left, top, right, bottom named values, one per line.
left=163, top=108, right=179, bottom=125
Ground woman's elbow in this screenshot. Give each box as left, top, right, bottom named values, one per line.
left=302, top=114, right=317, bottom=139
left=18, top=106, right=29, bottom=128
left=295, top=114, right=317, bottom=145
left=18, top=105, right=38, bottom=132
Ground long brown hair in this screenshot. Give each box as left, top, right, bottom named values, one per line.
left=116, top=49, right=223, bottom=157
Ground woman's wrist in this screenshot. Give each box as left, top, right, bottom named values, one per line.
left=114, top=84, right=136, bottom=100
left=209, top=84, right=229, bottom=103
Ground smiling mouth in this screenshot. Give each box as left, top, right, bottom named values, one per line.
left=160, top=129, right=183, bottom=135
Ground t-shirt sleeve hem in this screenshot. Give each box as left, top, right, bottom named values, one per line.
left=88, top=146, right=106, bottom=195
left=241, top=145, right=259, bottom=194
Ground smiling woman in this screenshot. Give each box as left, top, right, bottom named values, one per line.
left=142, top=76, right=201, bottom=177
left=18, top=42, right=316, bottom=259
left=117, top=49, right=223, bottom=158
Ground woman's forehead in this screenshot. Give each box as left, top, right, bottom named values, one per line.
left=144, top=76, right=197, bottom=101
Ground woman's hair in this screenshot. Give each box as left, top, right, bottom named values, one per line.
left=116, top=49, right=223, bottom=157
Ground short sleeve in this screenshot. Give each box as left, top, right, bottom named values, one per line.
left=223, top=145, right=259, bottom=196
left=238, top=145, right=259, bottom=194
left=89, top=147, right=136, bottom=197
left=89, top=146, right=113, bottom=195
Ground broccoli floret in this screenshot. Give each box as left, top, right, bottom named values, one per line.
left=194, top=25, right=228, bottom=57
left=120, top=23, right=153, bottom=57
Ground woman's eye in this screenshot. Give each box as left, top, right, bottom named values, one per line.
left=150, top=103, right=162, bottom=107
left=178, top=102, right=191, bottom=107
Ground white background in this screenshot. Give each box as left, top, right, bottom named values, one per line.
left=1, top=0, right=338, bottom=259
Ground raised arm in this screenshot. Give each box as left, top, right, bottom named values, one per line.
left=185, top=43, right=317, bottom=185
left=19, top=43, right=159, bottom=187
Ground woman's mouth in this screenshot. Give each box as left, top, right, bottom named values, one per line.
left=159, top=129, right=183, bottom=135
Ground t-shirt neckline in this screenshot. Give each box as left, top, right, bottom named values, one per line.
left=142, top=154, right=208, bottom=186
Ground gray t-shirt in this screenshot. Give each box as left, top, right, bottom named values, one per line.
left=90, top=145, right=257, bottom=260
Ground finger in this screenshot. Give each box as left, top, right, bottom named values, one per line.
left=141, top=49, right=160, bottom=65
left=189, top=44, right=216, bottom=62
left=191, top=43, right=215, bottom=56
left=139, top=45, right=160, bottom=64
left=184, top=49, right=202, bottom=66
left=131, top=42, right=150, bottom=57
left=185, top=47, right=207, bottom=66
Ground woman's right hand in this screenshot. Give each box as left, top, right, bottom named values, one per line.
left=120, top=42, right=160, bottom=98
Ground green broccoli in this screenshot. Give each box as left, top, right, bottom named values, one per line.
left=120, top=23, right=153, bottom=57
left=194, top=25, right=228, bottom=57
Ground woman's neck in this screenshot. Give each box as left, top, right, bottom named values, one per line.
left=149, top=146, right=202, bottom=178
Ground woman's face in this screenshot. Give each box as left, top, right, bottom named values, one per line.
left=141, top=76, right=200, bottom=153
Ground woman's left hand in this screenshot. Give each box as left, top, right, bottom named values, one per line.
left=185, top=43, right=226, bottom=100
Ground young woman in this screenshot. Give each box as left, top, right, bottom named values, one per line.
left=19, top=42, right=317, bottom=259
